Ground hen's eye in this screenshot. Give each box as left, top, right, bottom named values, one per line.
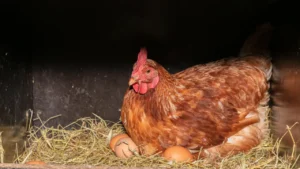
left=146, top=70, right=151, bottom=73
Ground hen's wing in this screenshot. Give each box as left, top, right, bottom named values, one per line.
left=171, top=56, right=271, bottom=149
left=194, top=23, right=273, bottom=158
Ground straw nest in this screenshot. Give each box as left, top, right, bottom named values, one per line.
left=12, top=112, right=299, bottom=169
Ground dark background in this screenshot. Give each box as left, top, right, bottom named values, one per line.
left=0, top=0, right=299, bottom=127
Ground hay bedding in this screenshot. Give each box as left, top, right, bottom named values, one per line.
left=10, top=112, right=299, bottom=169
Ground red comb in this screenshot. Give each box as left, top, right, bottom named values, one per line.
left=137, top=48, right=147, bottom=64
left=132, top=48, right=147, bottom=74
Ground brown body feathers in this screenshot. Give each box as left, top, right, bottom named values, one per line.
left=121, top=24, right=273, bottom=158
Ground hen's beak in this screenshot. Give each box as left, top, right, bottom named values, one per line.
left=129, top=77, right=138, bottom=86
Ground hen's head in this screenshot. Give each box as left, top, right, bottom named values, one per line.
left=129, top=48, right=160, bottom=94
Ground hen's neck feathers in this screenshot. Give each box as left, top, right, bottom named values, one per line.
left=143, top=60, right=180, bottom=120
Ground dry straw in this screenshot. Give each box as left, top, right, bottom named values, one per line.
left=11, top=111, right=299, bottom=169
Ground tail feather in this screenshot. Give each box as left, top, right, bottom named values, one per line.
left=239, top=23, right=273, bottom=57
left=238, top=22, right=273, bottom=81
left=239, top=23, right=273, bottom=140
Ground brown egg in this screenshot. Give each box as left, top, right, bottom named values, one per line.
left=25, top=160, right=46, bottom=165
left=162, top=146, right=194, bottom=162
left=109, top=133, right=129, bottom=151
left=114, top=137, right=139, bottom=158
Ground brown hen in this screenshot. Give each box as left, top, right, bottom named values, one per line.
left=121, top=24, right=273, bottom=158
